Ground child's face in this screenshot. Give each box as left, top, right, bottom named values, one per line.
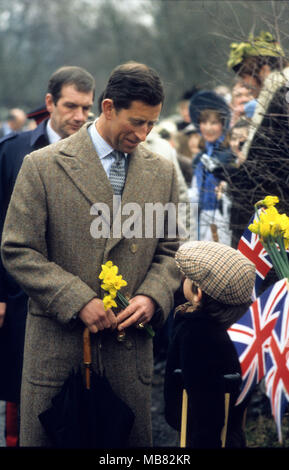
left=188, top=133, right=201, bottom=156
left=230, top=127, right=248, bottom=155
left=231, top=82, right=254, bottom=108
left=199, top=116, right=223, bottom=143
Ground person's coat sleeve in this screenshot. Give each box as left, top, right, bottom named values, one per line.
left=1, top=154, right=97, bottom=324
left=0, top=147, right=7, bottom=302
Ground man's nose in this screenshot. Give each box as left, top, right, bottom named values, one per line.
left=74, top=107, right=86, bottom=122
left=134, top=124, right=149, bottom=142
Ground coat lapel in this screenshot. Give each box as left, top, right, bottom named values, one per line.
left=55, top=124, right=158, bottom=251
left=55, top=123, right=114, bottom=211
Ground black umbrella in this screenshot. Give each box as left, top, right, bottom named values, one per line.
left=38, top=328, right=135, bottom=448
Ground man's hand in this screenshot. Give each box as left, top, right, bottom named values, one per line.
left=116, top=295, right=156, bottom=331
left=0, top=302, right=7, bottom=328
left=79, top=298, right=117, bottom=334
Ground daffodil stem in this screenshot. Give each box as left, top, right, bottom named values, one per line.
left=276, top=236, right=289, bottom=271
left=272, top=240, right=289, bottom=278
left=262, top=241, right=280, bottom=278
left=116, top=291, right=129, bottom=309
left=263, top=239, right=287, bottom=280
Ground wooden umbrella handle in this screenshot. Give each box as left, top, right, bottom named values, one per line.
left=83, top=327, right=92, bottom=389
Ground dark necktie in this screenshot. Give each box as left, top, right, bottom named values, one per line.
left=109, top=150, right=126, bottom=195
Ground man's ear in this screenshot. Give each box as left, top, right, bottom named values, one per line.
left=102, top=98, right=114, bottom=120
left=45, top=93, right=54, bottom=114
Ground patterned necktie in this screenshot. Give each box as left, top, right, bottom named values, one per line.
left=109, top=150, right=126, bottom=195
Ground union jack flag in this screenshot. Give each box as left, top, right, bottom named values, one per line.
left=265, top=283, right=289, bottom=442
left=237, top=216, right=272, bottom=298
left=228, top=279, right=288, bottom=406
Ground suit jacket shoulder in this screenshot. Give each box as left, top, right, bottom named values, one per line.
left=138, top=142, right=175, bottom=171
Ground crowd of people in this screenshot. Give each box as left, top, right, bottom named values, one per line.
left=149, top=31, right=289, bottom=251
left=0, top=30, right=288, bottom=449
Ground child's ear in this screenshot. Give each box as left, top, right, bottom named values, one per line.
left=193, top=288, right=202, bottom=304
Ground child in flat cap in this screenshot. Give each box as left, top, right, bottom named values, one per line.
left=164, top=241, right=256, bottom=448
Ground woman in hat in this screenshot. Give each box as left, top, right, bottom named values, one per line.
left=164, top=241, right=256, bottom=448
left=188, top=91, right=234, bottom=245
left=223, top=32, right=289, bottom=242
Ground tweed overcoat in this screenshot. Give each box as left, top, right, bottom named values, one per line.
left=1, top=123, right=181, bottom=447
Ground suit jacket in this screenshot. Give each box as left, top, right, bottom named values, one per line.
left=0, top=119, right=49, bottom=402
left=1, top=122, right=181, bottom=446
left=0, top=119, right=49, bottom=301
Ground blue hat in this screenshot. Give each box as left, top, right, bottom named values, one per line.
left=189, top=90, right=231, bottom=131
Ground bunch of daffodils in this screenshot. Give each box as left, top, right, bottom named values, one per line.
left=99, top=261, right=155, bottom=338
left=249, top=196, right=289, bottom=279
left=99, top=261, right=127, bottom=311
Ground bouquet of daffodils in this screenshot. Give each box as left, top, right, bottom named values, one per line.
left=249, top=196, right=289, bottom=280
left=99, top=261, right=155, bottom=338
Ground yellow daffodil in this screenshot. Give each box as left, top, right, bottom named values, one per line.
left=100, top=269, right=118, bottom=288
left=101, top=284, right=117, bottom=298
left=104, top=261, right=113, bottom=268
left=99, top=262, right=118, bottom=281
left=259, top=206, right=280, bottom=238
left=279, top=213, right=289, bottom=234
left=103, top=294, right=117, bottom=311
left=113, top=275, right=127, bottom=290
left=98, top=260, right=155, bottom=338
left=248, top=220, right=259, bottom=235
left=262, top=196, right=279, bottom=207
left=99, top=262, right=127, bottom=293
left=249, top=196, right=289, bottom=281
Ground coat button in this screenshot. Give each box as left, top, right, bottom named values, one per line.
left=130, top=243, right=138, bottom=254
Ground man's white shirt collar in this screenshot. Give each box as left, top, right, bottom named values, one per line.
left=46, top=119, right=62, bottom=144
left=88, top=119, right=114, bottom=160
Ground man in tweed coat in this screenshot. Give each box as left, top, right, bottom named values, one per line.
left=1, top=62, right=181, bottom=447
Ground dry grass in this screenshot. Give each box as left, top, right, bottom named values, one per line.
left=245, top=410, right=289, bottom=448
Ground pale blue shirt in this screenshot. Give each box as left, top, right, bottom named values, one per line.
left=87, top=120, right=128, bottom=177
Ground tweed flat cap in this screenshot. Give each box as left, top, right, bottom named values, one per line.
left=175, top=241, right=256, bottom=305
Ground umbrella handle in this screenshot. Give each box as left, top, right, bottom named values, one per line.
left=83, top=327, right=92, bottom=389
